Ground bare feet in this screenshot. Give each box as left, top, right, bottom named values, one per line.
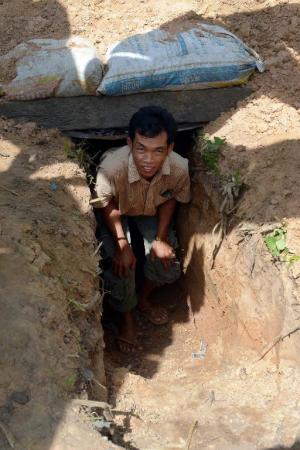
left=138, top=298, right=168, bottom=325
left=118, top=310, right=142, bottom=353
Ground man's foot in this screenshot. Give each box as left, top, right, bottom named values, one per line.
left=117, top=336, right=143, bottom=353
left=138, top=300, right=168, bottom=325
left=118, top=310, right=143, bottom=353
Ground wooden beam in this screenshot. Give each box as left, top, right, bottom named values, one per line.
left=0, top=87, right=251, bottom=131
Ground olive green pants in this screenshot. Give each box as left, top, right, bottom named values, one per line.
left=99, top=216, right=181, bottom=312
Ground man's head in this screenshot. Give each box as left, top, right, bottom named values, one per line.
left=127, top=106, right=177, bottom=180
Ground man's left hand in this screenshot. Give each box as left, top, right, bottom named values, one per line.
left=151, top=240, right=176, bottom=271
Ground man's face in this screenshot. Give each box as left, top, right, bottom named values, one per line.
left=128, top=131, right=173, bottom=180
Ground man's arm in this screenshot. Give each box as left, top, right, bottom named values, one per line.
left=102, top=199, right=136, bottom=278
left=156, top=198, right=177, bottom=240
left=151, top=198, right=177, bottom=270
left=102, top=199, right=127, bottom=241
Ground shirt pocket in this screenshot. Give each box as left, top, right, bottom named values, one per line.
left=156, top=189, right=174, bottom=207
left=160, top=189, right=174, bottom=200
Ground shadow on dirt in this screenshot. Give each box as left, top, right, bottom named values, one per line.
left=265, top=444, right=300, bottom=450
left=0, top=2, right=99, bottom=450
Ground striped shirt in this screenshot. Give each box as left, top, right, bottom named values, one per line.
left=94, top=145, right=190, bottom=216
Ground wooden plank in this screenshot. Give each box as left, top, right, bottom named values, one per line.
left=0, top=87, right=251, bottom=131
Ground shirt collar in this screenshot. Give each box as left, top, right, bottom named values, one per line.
left=128, top=152, right=171, bottom=184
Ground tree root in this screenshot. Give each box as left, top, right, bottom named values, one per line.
left=257, top=326, right=300, bottom=362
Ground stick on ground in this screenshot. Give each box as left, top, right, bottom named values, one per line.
left=185, top=420, right=198, bottom=450
left=257, top=326, right=300, bottom=362
left=0, top=420, right=16, bottom=448
left=0, top=184, right=19, bottom=196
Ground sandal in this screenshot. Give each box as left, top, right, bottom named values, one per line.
left=117, top=336, right=143, bottom=353
left=138, top=305, right=168, bottom=325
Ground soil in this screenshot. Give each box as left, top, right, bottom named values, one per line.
left=0, top=120, right=120, bottom=449
left=1, top=0, right=300, bottom=449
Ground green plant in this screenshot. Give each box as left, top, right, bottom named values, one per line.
left=264, top=227, right=287, bottom=258
left=288, top=255, right=300, bottom=265
left=232, top=170, right=242, bottom=188
left=67, top=297, right=86, bottom=312
left=65, top=373, right=77, bottom=387
left=63, top=139, right=75, bottom=159
left=201, top=136, right=225, bottom=172
left=63, top=139, right=89, bottom=169
left=264, top=226, right=300, bottom=265
left=76, top=147, right=88, bottom=168
left=87, top=173, right=95, bottom=186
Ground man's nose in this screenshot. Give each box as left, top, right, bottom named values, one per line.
left=144, top=152, right=154, bottom=163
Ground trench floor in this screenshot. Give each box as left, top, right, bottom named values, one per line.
left=104, top=283, right=300, bottom=450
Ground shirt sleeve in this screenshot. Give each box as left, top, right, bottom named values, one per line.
left=173, top=170, right=191, bottom=204
left=94, top=168, right=114, bottom=208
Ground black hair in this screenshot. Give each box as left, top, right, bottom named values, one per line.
left=128, top=106, right=177, bottom=145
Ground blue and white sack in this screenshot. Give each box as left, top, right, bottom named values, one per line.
left=98, top=23, right=264, bottom=96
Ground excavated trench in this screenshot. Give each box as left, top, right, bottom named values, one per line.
left=70, top=127, right=300, bottom=450
left=1, top=116, right=299, bottom=450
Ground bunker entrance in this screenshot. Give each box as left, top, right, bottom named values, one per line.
left=71, top=125, right=201, bottom=348
left=68, top=125, right=208, bottom=447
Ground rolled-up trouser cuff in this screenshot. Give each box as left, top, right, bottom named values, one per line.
left=104, top=269, right=137, bottom=312
left=106, top=293, right=137, bottom=312
left=144, top=256, right=181, bottom=286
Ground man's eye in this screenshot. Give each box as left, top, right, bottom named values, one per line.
left=156, top=149, right=163, bottom=153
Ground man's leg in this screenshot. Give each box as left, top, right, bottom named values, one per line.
left=99, top=217, right=139, bottom=352
left=132, top=216, right=181, bottom=324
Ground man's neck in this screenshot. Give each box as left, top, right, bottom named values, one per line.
left=141, top=173, right=156, bottom=182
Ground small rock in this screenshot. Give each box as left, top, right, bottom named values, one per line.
left=82, top=368, right=94, bottom=382
left=235, top=145, right=246, bottom=152
left=35, top=133, right=50, bottom=145
left=58, top=226, right=68, bottom=237
left=0, top=403, right=14, bottom=423
left=239, top=367, right=247, bottom=380
left=239, top=22, right=251, bottom=37
left=50, top=182, right=58, bottom=191
left=289, top=17, right=299, bottom=32
left=9, top=390, right=31, bottom=405
left=112, top=367, right=129, bottom=386
left=19, top=122, right=38, bottom=138
left=93, top=419, right=111, bottom=430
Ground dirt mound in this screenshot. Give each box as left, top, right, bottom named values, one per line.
left=0, top=120, right=115, bottom=449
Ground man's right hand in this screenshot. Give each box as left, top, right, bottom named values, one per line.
left=112, top=240, right=136, bottom=278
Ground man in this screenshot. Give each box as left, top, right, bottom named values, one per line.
left=94, top=106, right=190, bottom=352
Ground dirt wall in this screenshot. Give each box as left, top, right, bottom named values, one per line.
left=0, top=120, right=113, bottom=449
left=178, top=129, right=300, bottom=366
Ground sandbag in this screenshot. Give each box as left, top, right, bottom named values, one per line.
left=0, top=37, right=103, bottom=100
left=98, top=23, right=264, bottom=96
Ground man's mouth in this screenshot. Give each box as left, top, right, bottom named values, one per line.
left=142, top=166, right=155, bottom=173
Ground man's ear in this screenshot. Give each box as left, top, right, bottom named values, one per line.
left=167, top=142, right=174, bottom=154
left=127, top=137, right=133, bottom=149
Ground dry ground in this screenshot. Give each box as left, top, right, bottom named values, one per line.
left=1, top=0, right=300, bottom=449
